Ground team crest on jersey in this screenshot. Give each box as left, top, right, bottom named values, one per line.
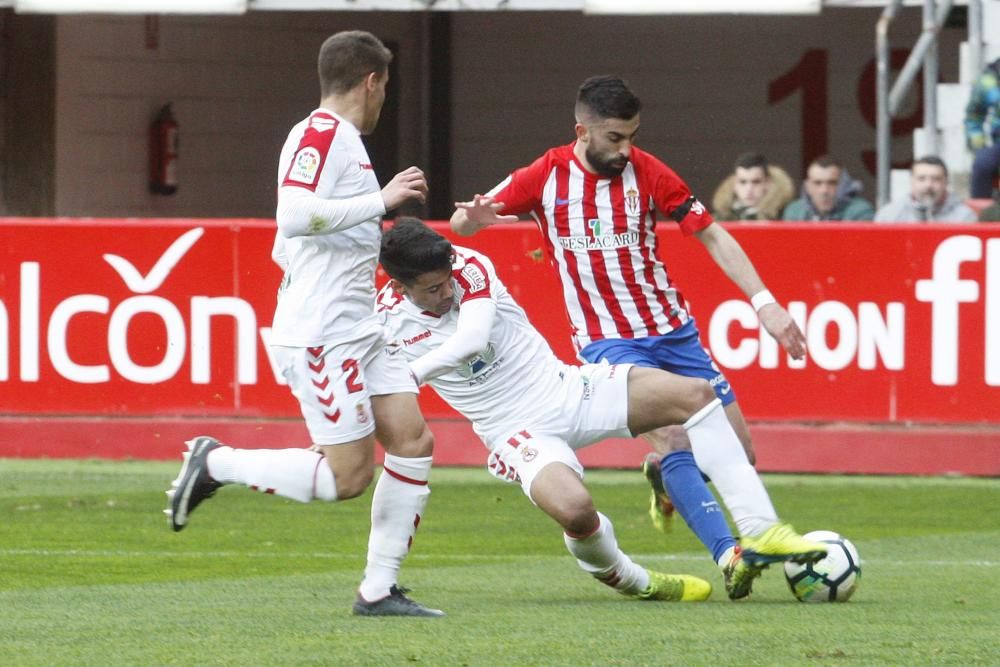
left=521, top=447, right=538, bottom=463
left=288, top=147, right=321, bottom=184
left=356, top=404, right=370, bottom=425
left=625, top=188, right=641, bottom=216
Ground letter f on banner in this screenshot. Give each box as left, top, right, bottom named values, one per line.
left=915, top=236, right=981, bottom=386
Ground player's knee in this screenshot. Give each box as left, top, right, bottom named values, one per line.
left=328, top=463, right=374, bottom=500
left=387, top=426, right=434, bottom=459
left=683, top=378, right=717, bottom=414
left=643, top=425, right=691, bottom=454
left=561, top=502, right=599, bottom=537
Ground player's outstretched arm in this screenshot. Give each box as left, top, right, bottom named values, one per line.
left=695, top=222, right=805, bottom=360
left=276, top=166, right=426, bottom=239
left=451, top=195, right=518, bottom=236
left=276, top=185, right=386, bottom=238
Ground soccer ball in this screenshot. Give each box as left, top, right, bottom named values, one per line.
left=783, top=530, right=861, bottom=602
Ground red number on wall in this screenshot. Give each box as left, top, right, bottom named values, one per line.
left=768, top=49, right=829, bottom=176
left=857, top=49, right=925, bottom=176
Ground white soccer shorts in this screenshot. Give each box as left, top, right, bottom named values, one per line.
left=271, top=333, right=417, bottom=446
left=484, top=362, right=633, bottom=501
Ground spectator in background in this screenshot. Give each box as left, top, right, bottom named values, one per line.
left=875, top=156, right=977, bottom=223
left=782, top=155, right=875, bottom=221
left=965, top=57, right=1000, bottom=199
left=978, top=193, right=1000, bottom=221
left=711, top=152, right=794, bottom=221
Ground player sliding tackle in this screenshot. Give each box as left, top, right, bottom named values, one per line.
left=378, top=219, right=822, bottom=601
left=451, top=75, right=827, bottom=599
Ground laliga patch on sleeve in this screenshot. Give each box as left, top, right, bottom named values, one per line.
left=461, top=263, right=488, bottom=295
left=287, top=147, right=322, bottom=185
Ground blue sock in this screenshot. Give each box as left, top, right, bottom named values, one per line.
left=660, top=450, right=737, bottom=563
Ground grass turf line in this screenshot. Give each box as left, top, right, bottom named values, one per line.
left=0, top=459, right=997, bottom=666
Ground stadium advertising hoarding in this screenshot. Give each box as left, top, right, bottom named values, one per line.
left=0, top=218, right=997, bottom=425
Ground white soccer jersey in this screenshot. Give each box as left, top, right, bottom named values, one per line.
left=377, top=247, right=572, bottom=442
left=270, top=109, right=385, bottom=347
left=486, top=143, right=714, bottom=350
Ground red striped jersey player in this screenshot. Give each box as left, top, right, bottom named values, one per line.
left=450, top=75, right=825, bottom=598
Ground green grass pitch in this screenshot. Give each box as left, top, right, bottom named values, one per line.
left=1, top=458, right=997, bottom=666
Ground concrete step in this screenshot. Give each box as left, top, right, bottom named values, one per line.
left=936, top=83, right=970, bottom=125
left=959, top=40, right=1000, bottom=83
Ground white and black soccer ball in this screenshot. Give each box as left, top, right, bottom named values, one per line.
left=783, top=530, right=861, bottom=602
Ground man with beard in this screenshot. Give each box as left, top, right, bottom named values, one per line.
left=449, top=75, right=825, bottom=599
left=874, top=156, right=977, bottom=223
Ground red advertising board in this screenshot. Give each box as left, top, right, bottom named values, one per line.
left=0, top=218, right=998, bottom=474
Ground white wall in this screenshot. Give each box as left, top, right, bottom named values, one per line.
left=53, top=12, right=430, bottom=216
left=44, top=6, right=963, bottom=217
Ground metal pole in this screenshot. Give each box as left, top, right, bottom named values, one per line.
left=876, top=0, right=904, bottom=207
left=888, top=0, right=953, bottom=115
left=969, top=0, right=983, bottom=82
left=923, top=0, right=939, bottom=157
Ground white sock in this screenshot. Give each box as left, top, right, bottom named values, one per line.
left=684, top=400, right=778, bottom=537
left=358, top=454, right=432, bottom=601
left=206, top=446, right=337, bottom=503
left=563, top=512, right=649, bottom=595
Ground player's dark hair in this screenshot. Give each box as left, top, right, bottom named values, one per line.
left=380, top=217, right=454, bottom=285
left=576, top=75, right=642, bottom=121
left=318, top=30, right=393, bottom=97
left=734, top=151, right=771, bottom=177
left=913, top=155, right=948, bottom=177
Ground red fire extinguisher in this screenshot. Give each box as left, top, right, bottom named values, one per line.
left=149, top=103, right=179, bottom=195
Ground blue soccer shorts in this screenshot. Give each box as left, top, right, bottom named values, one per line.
left=578, top=319, right=736, bottom=406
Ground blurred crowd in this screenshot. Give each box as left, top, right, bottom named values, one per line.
left=714, top=56, right=1000, bottom=224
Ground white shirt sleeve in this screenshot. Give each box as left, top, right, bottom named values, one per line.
left=271, top=234, right=289, bottom=270
left=409, top=298, right=497, bottom=384
left=276, top=185, right=386, bottom=238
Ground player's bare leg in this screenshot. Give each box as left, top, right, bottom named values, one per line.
left=529, top=462, right=710, bottom=602
left=352, top=391, right=442, bottom=617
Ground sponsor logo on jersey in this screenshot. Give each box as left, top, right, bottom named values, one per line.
left=708, top=372, right=731, bottom=395
left=403, top=330, right=432, bottom=346
left=457, top=343, right=498, bottom=379
left=557, top=231, right=639, bottom=251
left=287, top=147, right=321, bottom=184
left=358, top=162, right=373, bottom=171
left=625, top=188, right=641, bottom=215
left=691, top=199, right=706, bottom=216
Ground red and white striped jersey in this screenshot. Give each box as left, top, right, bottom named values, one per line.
left=377, top=247, right=570, bottom=442
left=486, top=142, right=713, bottom=350
left=271, top=109, right=384, bottom=347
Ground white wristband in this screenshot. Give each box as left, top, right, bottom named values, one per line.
left=750, top=290, right=776, bottom=312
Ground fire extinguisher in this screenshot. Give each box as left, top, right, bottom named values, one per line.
left=149, top=103, right=179, bottom=195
